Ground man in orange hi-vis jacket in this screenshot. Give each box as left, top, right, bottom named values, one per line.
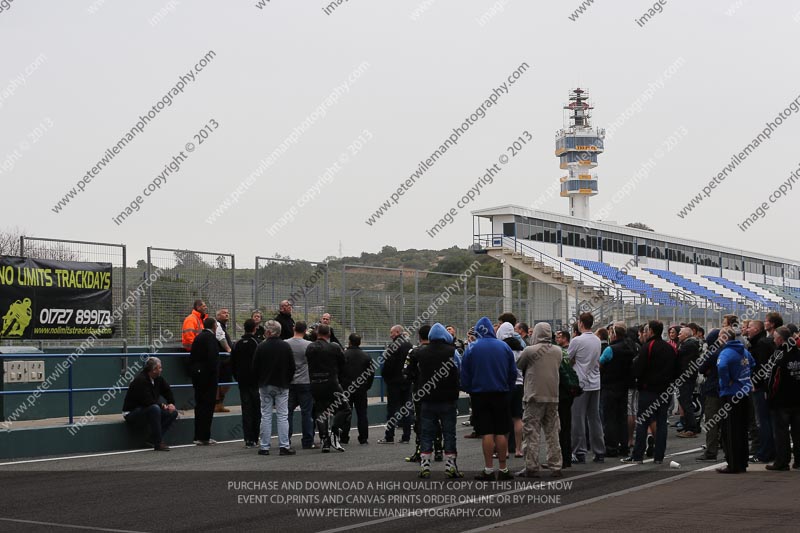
left=182, top=300, right=208, bottom=351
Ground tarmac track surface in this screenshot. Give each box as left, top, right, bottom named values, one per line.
left=0, top=418, right=797, bottom=532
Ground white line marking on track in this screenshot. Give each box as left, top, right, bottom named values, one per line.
left=316, top=447, right=705, bottom=533
left=462, top=458, right=725, bottom=532
left=0, top=416, right=473, bottom=467
left=0, top=517, right=149, bottom=532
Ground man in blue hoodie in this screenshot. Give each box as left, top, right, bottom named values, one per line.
left=461, top=317, right=518, bottom=480
left=716, top=326, right=756, bottom=474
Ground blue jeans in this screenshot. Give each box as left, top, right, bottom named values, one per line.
left=632, top=390, right=668, bottom=461
left=752, top=391, right=774, bottom=461
left=420, top=401, right=457, bottom=454
left=124, top=404, right=178, bottom=447
left=259, top=385, right=289, bottom=450
left=288, top=383, right=315, bottom=448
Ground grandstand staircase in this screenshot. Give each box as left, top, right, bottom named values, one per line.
left=481, top=238, right=612, bottom=306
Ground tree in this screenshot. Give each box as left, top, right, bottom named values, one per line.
left=626, top=222, right=654, bottom=232
left=0, top=227, right=78, bottom=260
left=174, top=250, right=206, bottom=268
left=215, top=255, right=228, bottom=269
left=0, top=227, right=22, bottom=256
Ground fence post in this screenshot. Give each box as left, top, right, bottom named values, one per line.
left=323, top=263, right=329, bottom=311
left=121, top=244, right=127, bottom=342
left=68, top=359, right=74, bottom=425
left=475, top=277, right=480, bottom=318
left=463, top=279, right=468, bottom=336
left=414, top=270, right=419, bottom=324
left=146, top=247, right=153, bottom=348
left=340, top=266, right=346, bottom=337
left=230, top=254, right=237, bottom=338
left=254, top=257, right=260, bottom=313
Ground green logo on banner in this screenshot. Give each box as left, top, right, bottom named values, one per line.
left=1, top=298, right=33, bottom=337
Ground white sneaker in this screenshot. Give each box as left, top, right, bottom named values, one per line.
left=331, top=432, right=345, bottom=452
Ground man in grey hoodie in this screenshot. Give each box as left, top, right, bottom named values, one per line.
left=517, top=322, right=564, bottom=478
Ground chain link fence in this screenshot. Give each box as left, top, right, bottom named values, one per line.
left=146, top=247, right=235, bottom=346
left=254, top=256, right=329, bottom=328
left=5, top=237, right=800, bottom=347
left=17, top=237, right=127, bottom=347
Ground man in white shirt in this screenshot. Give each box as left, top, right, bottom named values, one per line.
left=568, top=312, right=606, bottom=463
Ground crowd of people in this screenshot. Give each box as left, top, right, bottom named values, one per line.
left=121, top=300, right=799, bottom=481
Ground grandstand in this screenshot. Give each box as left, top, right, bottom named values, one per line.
left=471, top=88, right=798, bottom=327
left=471, top=205, right=800, bottom=326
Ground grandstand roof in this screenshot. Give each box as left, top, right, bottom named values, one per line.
left=471, top=204, right=799, bottom=266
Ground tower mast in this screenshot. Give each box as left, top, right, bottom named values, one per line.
left=555, top=88, right=604, bottom=219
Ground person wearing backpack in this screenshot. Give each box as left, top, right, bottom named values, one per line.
left=555, top=329, right=581, bottom=467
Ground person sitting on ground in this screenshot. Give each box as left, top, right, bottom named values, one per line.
left=122, top=357, right=178, bottom=451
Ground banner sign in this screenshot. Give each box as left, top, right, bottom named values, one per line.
left=0, top=256, right=113, bottom=339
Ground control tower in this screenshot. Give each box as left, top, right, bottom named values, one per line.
left=556, top=88, right=604, bottom=219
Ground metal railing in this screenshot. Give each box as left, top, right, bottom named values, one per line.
left=474, top=233, right=617, bottom=295
left=0, top=349, right=387, bottom=426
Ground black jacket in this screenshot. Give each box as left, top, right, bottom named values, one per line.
left=341, top=347, right=375, bottom=396
left=306, top=338, right=345, bottom=387
left=252, top=337, right=296, bottom=389
left=122, top=370, right=175, bottom=412
left=403, top=345, right=422, bottom=390
left=412, top=340, right=460, bottom=402
left=230, top=333, right=259, bottom=387
left=750, top=330, right=774, bottom=391
left=632, top=336, right=678, bottom=393
left=219, top=322, right=233, bottom=349
left=382, top=337, right=412, bottom=387
left=275, top=312, right=295, bottom=340
left=677, top=337, right=701, bottom=377
left=699, top=329, right=722, bottom=394
left=601, top=338, right=636, bottom=390
left=768, top=342, right=800, bottom=409
left=189, top=329, right=220, bottom=383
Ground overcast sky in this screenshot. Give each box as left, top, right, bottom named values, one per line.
left=2, top=0, right=798, bottom=265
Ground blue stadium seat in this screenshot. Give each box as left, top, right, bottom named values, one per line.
left=645, top=268, right=735, bottom=307
left=569, top=259, right=677, bottom=305
left=704, top=276, right=780, bottom=310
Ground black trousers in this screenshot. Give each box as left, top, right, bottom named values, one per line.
left=772, top=406, right=800, bottom=468
left=192, top=376, right=217, bottom=442
left=341, top=390, right=369, bottom=443
left=559, top=397, right=573, bottom=466
left=677, top=379, right=698, bottom=433
left=238, top=384, right=261, bottom=444
left=601, top=387, right=628, bottom=456
left=311, top=384, right=351, bottom=443
left=384, top=383, right=412, bottom=441
left=721, top=395, right=750, bottom=472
